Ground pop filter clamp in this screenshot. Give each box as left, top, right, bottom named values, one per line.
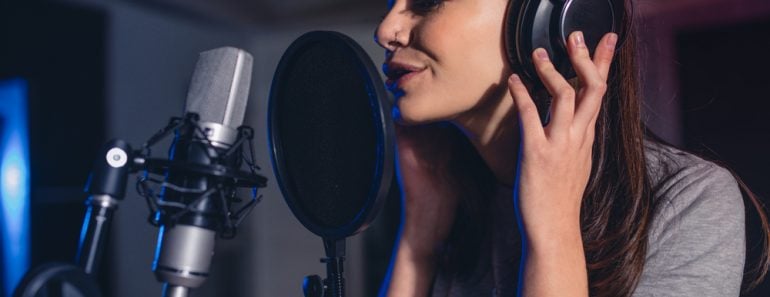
left=13, top=112, right=267, bottom=297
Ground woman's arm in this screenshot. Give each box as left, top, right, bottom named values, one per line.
left=379, top=125, right=461, bottom=297
left=381, top=218, right=440, bottom=297
left=508, top=31, right=618, bottom=297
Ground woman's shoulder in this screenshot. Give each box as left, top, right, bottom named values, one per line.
left=634, top=140, right=745, bottom=296
left=643, top=140, right=744, bottom=230
left=644, top=140, right=741, bottom=204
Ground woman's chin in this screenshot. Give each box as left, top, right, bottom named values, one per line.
left=392, top=105, right=448, bottom=126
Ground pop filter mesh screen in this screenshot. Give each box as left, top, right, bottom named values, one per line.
left=275, top=38, right=378, bottom=229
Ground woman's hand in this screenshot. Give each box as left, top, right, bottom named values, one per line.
left=509, top=31, right=617, bottom=296
left=384, top=123, right=461, bottom=297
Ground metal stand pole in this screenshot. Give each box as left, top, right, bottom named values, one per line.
left=76, top=140, right=133, bottom=276
left=323, top=238, right=346, bottom=297
left=162, top=284, right=190, bottom=297
left=76, top=195, right=119, bottom=275
left=302, top=238, right=347, bottom=297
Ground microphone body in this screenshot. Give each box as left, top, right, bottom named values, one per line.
left=152, top=47, right=253, bottom=296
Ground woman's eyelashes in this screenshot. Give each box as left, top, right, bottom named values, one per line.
left=410, top=0, right=444, bottom=14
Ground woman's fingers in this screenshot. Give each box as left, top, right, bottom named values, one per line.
left=522, top=32, right=616, bottom=140
left=509, top=74, right=545, bottom=143
left=592, top=33, right=618, bottom=80
left=531, top=48, right=575, bottom=133
left=569, top=32, right=615, bottom=129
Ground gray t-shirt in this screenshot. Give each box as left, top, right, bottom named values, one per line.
left=430, top=142, right=746, bottom=296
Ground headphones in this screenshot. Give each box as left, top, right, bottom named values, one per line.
left=505, top=0, right=629, bottom=84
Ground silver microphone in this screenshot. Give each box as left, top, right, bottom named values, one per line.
left=151, top=47, right=253, bottom=297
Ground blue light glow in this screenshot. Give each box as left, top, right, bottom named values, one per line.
left=0, top=79, right=30, bottom=296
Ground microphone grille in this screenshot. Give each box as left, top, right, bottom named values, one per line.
left=185, top=47, right=253, bottom=128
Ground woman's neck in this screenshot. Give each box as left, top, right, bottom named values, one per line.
left=451, top=85, right=519, bottom=188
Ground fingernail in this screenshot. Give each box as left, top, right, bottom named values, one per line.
left=574, top=31, right=585, bottom=48
left=535, top=48, right=549, bottom=61
left=509, top=74, right=521, bottom=84
left=605, top=33, right=618, bottom=49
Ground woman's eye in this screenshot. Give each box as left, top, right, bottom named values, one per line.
left=411, top=0, right=444, bottom=14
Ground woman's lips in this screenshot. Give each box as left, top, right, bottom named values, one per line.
left=384, top=65, right=426, bottom=91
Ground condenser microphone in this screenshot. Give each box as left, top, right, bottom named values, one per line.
left=152, top=46, right=253, bottom=297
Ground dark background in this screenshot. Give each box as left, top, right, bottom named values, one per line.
left=678, top=18, right=770, bottom=297
left=0, top=0, right=768, bottom=296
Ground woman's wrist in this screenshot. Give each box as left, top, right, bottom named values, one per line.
left=522, top=217, right=583, bottom=251
left=524, top=225, right=584, bottom=256
left=520, top=222, right=589, bottom=297
left=385, top=235, right=439, bottom=297
left=398, top=236, right=438, bottom=265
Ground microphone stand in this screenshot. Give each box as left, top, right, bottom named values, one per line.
left=76, top=139, right=135, bottom=275
left=303, top=238, right=346, bottom=297
left=323, top=238, right=346, bottom=297
left=14, top=140, right=135, bottom=297
left=16, top=114, right=266, bottom=297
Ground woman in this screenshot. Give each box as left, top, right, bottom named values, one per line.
left=374, top=0, right=770, bottom=296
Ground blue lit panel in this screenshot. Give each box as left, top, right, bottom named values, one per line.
left=0, top=79, right=30, bottom=297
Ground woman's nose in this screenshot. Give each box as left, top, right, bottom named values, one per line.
left=375, top=5, right=410, bottom=51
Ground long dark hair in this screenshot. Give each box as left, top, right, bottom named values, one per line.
left=440, top=0, right=770, bottom=295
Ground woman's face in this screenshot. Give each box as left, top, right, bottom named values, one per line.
left=376, top=0, right=512, bottom=124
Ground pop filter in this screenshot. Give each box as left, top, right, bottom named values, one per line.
left=268, top=31, right=394, bottom=240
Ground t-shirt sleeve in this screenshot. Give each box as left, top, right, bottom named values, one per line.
left=632, top=163, right=746, bottom=297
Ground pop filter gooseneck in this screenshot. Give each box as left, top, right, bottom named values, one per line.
left=268, top=31, right=394, bottom=297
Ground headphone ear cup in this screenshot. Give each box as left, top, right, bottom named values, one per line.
left=505, top=0, right=624, bottom=85
left=559, top=0, right=618, bottom=73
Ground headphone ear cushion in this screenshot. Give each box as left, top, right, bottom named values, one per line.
left=503, top=0, right=523, bottom=75
left=505, top=0, right=559, bottom=83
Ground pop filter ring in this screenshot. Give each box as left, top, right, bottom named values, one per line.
left=268, top=31, right=394, bottom=240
